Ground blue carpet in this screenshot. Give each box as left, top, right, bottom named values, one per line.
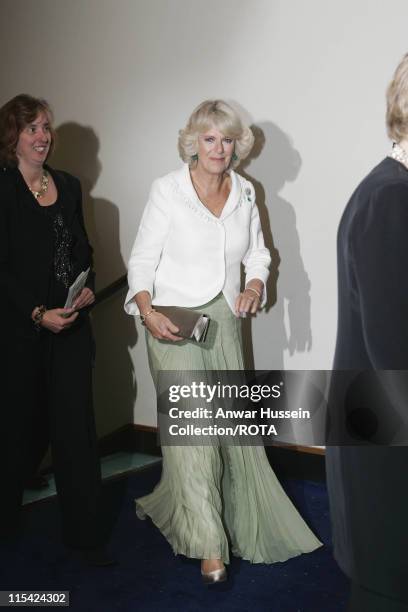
left=0, top=464, right=349, bottom=611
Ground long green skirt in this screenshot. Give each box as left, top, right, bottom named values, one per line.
left=136, top=293, right=322, bottom=563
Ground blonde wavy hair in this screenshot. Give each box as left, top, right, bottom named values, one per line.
left=178, top=100, right=254, bottom=169
left=386, top=53, right=408, bottom=142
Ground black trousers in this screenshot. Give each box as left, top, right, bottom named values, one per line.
left=1, top=318, right=104, bottom=549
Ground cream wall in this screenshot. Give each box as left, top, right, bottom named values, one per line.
left=1, top=0, right=407, bottom=430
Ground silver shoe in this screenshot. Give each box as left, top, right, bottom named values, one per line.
left=201, top=566, right=227, bottom=585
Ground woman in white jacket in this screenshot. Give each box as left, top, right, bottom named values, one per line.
left=125, top=100, right=321, bottom=584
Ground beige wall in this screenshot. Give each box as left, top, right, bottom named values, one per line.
left=1, top=0, right=407, bottom=430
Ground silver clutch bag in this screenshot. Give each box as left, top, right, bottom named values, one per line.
left=154, top=305, right=210, bottom=342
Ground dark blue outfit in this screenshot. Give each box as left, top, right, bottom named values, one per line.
left=326, top=157, right=408, bottom=610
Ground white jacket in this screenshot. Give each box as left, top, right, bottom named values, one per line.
left=124, top=163, right=271, bottom=315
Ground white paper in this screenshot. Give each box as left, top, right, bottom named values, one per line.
left=64, top=268, right=90, bottom=309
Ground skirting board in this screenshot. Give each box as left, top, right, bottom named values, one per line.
left=98, top=424, right=326, bottom=482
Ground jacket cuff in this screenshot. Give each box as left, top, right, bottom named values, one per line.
left=124, top=282, right=153, bottom=316
left=124, top=296, right=140, bottom=316
left=245, top=269, right=269, bottom=308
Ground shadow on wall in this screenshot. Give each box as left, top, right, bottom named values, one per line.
left=239, top=122, right=312, bottom=369
left=50, top=124, right=137, bottom=436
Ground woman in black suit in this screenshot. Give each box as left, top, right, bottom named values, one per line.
left=0, top=94, right=108, bottom=561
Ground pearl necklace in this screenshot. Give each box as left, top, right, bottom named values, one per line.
left=29, top=169, right=49, bottom=199
left=390, top=142, right=408, bottom=170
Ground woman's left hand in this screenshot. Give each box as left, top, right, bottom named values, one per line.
left=73, top=287, right=95, bottom=310
left=235, top=288, right=261, bottom=317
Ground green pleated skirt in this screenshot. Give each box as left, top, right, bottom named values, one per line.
left=136, top=293, right=322, bottom=564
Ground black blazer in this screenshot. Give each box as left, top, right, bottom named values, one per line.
left=0, top=165, right=94, bottom=337
left=326, top=157, right=408, bottom=602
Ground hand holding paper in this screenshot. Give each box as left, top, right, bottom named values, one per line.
left=64, top=268, right=91, bottom=309
left=73, top=287, right=95, bottom=310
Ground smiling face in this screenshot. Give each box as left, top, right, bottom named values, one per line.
left=196, top=126, right=235, bottom=175
left=16, top=111, right=52, bottom=169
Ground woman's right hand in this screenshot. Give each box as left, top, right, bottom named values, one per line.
left=40, top=308, right=79, bottom=334
left=145, top=311, right=182, bottom=341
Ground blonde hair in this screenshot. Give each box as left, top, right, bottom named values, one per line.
left=178, top=100, right=254, bottom=169
left=386, top=53, right=408, bottom=142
